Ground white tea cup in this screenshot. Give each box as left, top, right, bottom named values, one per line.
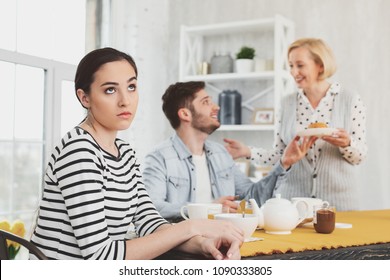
left=180, top=203, right=222, bottom=220
left=291, top=197, right=328, bottom=219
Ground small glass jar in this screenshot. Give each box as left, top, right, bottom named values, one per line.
left=313, top=202, right=336, bottom=234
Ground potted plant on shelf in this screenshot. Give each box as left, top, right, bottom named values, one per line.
left=235, top=46, right=255, bottom=73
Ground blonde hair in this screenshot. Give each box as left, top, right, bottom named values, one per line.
left=288, top=38, right=337, bottom=80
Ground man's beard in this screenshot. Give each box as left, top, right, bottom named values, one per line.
left=190, top=110, right=220, bottom=135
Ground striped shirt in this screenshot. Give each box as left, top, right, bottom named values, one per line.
left=30, top=127, right=167, bottom=259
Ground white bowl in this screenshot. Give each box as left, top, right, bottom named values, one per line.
left=214, top=213, right=258, bottom=239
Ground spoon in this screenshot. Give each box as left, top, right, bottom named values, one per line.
left=240, top=199, right=246, bottom=218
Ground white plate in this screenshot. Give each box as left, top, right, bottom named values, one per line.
left=335, top=223, right=353, bottom=229
left=297, top=128, right=338, bottom=137
left=245, top=237, right=264, bottom=242
left=301, top=222, right=352, bottom=229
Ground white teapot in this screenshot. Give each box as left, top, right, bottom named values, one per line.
left=251, top=194, right=308, bottom=235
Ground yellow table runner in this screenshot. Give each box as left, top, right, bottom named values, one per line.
left=240, top=209, right=390, bottom=257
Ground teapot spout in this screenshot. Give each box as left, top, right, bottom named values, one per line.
left=249, top=198, right=260, bottom=212
left=249, top=198, right=264, bottom=229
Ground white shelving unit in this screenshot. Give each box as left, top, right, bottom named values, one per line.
left=179, top=15, right=295, bottom=136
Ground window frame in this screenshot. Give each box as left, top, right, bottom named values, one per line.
left=0, top=48, right=76, bottom=219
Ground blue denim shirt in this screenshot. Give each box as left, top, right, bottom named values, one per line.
left=143, top=133, right=287, bottom=218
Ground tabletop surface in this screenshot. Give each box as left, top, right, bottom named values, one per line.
left=157, top=209, right=390, bottom=260
left=241, top=209, right=390, bottom=258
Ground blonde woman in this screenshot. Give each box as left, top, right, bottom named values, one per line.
left=224, top=38, right=367, bottom=211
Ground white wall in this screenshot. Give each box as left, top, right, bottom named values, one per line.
left=111, top=0, right=171, bottom=160
left=112, top=0, right=390, bottom=210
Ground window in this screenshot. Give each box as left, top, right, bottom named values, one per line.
left=0, top=0, right=86, bottom=64
left=0, top=62, right=45, bottom=217
left=0, top=0, right=86, bottom=235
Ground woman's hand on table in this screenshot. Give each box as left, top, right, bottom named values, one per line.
left=177, top=219, right=244, bottom=260
left=187, top=219, right=244, bottom=244
left=189, top=219, right=244, bottom=260
left=198, top=235, right=241, bottom=260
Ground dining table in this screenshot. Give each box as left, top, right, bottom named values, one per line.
left=156, top=209, right=390, bottom=260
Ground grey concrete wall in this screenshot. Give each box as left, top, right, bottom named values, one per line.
left=112, top=0, right=390, bottom=210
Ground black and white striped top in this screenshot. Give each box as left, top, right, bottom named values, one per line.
left=30, top=127, right=167, bottom=259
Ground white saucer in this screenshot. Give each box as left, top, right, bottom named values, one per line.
left=335, top=223, right=353, bottom=228
left=301, top=222, right=352, bottom=229
left=245, top=237, right=264, bottom=242
left=297, top=128, right=338, bottom=137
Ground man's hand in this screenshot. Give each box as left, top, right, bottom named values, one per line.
left=214, top=195, right=239, bottom=213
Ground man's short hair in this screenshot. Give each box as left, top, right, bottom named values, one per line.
left=162, top=81, right=206, bottom=129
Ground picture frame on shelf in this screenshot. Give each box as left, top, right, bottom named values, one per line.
left=235, top=159, right=250, bottom=176
left=252, top=108, right=274, bottom=125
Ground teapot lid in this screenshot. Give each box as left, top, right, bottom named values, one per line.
left=265, top=193, right=291, bottom=205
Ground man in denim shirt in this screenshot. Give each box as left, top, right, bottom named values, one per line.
left=143, top=81, right=316, bottom=219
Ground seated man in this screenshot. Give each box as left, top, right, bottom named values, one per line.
left=143, top=81, right=316, bottom=219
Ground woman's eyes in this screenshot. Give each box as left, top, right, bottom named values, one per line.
left=289, top=64, right=304, bottom=69
left=128, top=84, right=136, bottom=91
left=105, top=87, right=116, bottom=94
left=104, top=84, right=136, bottom=94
